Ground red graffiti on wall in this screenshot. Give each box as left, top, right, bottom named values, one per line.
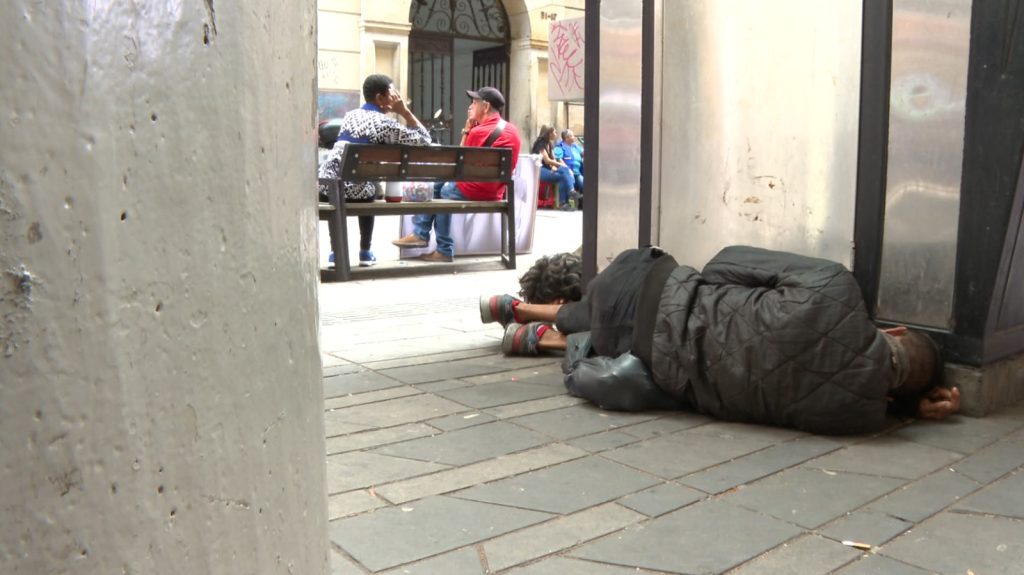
left=549, top=19, right=585, bottom=100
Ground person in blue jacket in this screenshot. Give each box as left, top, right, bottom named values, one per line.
left=553, top=129, right=584, bottom=199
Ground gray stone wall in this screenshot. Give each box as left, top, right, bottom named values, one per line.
left=0, top=2, right=326, bottom=573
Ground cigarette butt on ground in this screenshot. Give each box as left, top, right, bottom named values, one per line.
left=841, top=540, right=873, bottom=551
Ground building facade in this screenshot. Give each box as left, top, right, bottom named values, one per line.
left=317, top=0, right=584, bottom=145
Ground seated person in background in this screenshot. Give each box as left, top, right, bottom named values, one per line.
left=553, top=129, right=584, bottom=198
left=393, top=86, right=522, bottom=263
left=479, top=247, right=960, bottom=435
left=318, top=74, right=431, bottom=267
left=531, top=125, right=577, bottom=211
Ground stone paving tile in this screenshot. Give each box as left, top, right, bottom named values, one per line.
left=325, top=423, right=438, bottom=455
left=566, top=430, right=642, bottom=453
left=322, top=360, right=360, bottom=375
left=680, top=436, right=841, bottom=494
left=724, top=468, right=906, bottom=529
left=378, top=548, right=484, bottom=575
left=818, top=509, right=913, bottom=547
left=571, top=499, right=803, bottom=574
left=802, top=435, right=962, bottom=479
left=324, top=385, right=422, bottom=411
left=890, top=414, right=1019, bottom=454
left=833, top=555, right=933, bottom=575
left=326, top=452, right=449, bottom=494
left=375, top=444, right=588, bottom=504
left=460, top=360, right=564, bottom=386
left=602, top=428, right=775, bottom=479
left=362, top=348, right=498, bottom=371
left=481, top=503, right=646, bottom=572
left=324, top=369, right=407, bottom=398
left=329, top=496, right=553, bottom=572
left=324, top=339, right=458, bottom=365
left=685, top=420, right=808, bottom=443
left=371, top=421, right=551, bottom=466
left=414, top=379, right=472, bottom=393
left=483, top=395, right=586, bottom=420
left=380, top=355, right=518, bottom=384
left=325, top=394, right=467, bottom=428
left=427, top=410, right=497, bottom=431
left=405, top=331, right=508, bottom=356
left=328, top=489, right=388, bottom=521
left=509, top=405, right=658, bottom=441
left=951, top=430, right=1024, bottom=483
left=485, top=368, right=565, bottom=390
left=453, top=456, right=660, bottom=514
left=504, top=557, right=665, bottom=574
left=320, top=321, right=453, bottom=347
left=881, top=511, right=1024, bottom=575
left=953, top=469, right=1024, bottom=519
left=330, top=548, right=367, bottom=575
left=725, top=534, right=860, bottom=575
left=617, top=482, right=704, bottom=517
left=436, top=380, right=565, bottom=409
left=323, top=419, right=374, bottom=439
left=867, top=467, right=981, bottom=523
left=617, top=413, right=714, bottom=439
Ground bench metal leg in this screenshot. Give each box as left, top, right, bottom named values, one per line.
left=333, top=196, right=351, bottom=281
left=504, top=182, right=516, bottom=270
left=320, top=180, right=351, bottom=282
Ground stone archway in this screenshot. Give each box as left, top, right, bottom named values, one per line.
left=408, top=1, right=513, bottom=144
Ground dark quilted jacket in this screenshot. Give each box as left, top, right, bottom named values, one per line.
left=648, top=246, right=895, bottom=434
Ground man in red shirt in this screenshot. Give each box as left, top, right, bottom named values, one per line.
left=393, top=86, right=522, bottom=262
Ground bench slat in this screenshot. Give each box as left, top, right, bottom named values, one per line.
left=322, top=144, right=515, bottom=282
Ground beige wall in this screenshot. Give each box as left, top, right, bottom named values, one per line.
left=317, top=0, right=585, bottom=139
left=319, top=1, right=362, bottom=91
left=1, top=2, right=327, bottom=573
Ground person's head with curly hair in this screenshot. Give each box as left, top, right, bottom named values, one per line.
left=518, top=253, right=583, bottom=304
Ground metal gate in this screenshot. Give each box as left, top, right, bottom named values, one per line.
left=409, top=34, right=454, bottom=144
left=472, top=45, right=510, bottom=105
left=408, top=0, right=510, bottom=145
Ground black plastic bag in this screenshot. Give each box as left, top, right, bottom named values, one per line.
left=563, top=343, right=682, bottom=412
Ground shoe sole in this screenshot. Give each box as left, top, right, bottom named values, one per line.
left=358, top=261, right=376, bottom=267
left=502, top=323, right=523, bottom=355
left=479, top=295, right=496, bottom=324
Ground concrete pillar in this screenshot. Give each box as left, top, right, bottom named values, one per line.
left=0, top=2, right=327, bottom=574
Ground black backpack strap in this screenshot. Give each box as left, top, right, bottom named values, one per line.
left=482, top=119, right=507, bottom=147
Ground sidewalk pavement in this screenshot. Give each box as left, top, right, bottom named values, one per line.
left=318, top=210, right=1024, bottom=574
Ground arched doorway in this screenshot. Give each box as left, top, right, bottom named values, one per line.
left=408, top=0, right=511, bottom=144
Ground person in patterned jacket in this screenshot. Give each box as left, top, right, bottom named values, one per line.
left=318, top=74, right=431, bottom=267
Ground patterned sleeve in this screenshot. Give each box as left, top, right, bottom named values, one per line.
left=373, top=116, right=432, bottom=146
left=317, top=143, right=344, bottom=197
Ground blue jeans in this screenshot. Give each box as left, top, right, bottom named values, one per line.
left=572, top=172, right=584, bottom=193
left=412, top=181, right=464, bottom=257
left=540, top=166, right=575, bottom=204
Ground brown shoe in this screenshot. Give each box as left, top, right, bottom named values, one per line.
left=419, top=251, right=454, bottom=263
left=393, top=233, right=428, bottom=248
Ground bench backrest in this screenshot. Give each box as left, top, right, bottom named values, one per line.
left=338, top=144, right=513, bottom=184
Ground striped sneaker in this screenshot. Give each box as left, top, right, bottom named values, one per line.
left=502, top=322, right=550, bottom=356
left=479, top=294, right=521, bottom=327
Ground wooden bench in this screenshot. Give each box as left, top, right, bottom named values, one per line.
left=318, top=143, right=516, bottom=282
